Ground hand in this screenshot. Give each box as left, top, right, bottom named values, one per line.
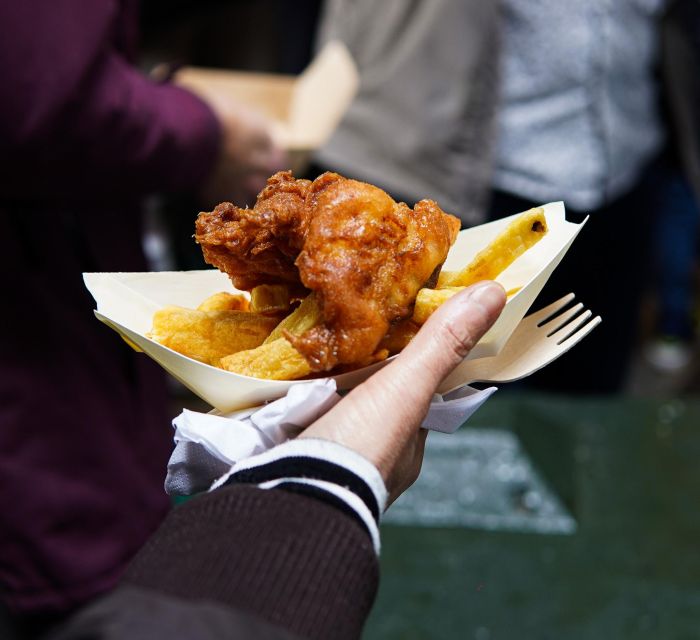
left=175, top=69, right=287, bottom=207
left=299, top=281, right=506, bottom=504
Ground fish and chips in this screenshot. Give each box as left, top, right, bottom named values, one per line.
left=148, top=171, right=548, bottom=380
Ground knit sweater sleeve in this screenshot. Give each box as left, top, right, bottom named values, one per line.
left=123, top=484, right=379, bottom=640
left=50, top=439, right=384, bottom=640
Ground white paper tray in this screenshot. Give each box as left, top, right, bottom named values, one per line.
left=84, top=202, right=584, bottom=412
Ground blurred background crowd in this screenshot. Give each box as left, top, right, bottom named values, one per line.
left=1, top=1, right=700, bottom=638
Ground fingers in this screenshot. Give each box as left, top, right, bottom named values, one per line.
left=394, top=281, right=506, bottom=393
left=299, top=281, right=505, bottom=495
left=197, top=98, right=287, bottom=207
left=344, top=280, right=505, bottom=439
left=243, top=142, right=287, bottom=195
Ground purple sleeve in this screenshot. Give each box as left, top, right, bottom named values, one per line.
left=0, top=0, right=221, bottom=201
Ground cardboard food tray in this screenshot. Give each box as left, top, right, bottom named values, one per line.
left=175, top=40, right=359, bottom=174
left=84, top=202, right=585, bottom=412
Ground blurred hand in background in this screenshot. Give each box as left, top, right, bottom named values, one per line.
left=176, top=69, right=287, bottom=207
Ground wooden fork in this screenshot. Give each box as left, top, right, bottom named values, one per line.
left=437, top=293, right=602, bottom=394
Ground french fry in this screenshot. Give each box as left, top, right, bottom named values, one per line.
left=411, top=284, right=523, bottom=326
left=505, top=286, right=522, bottom=298
left=197, top=291, right=250, bottom=312
left=217, top=292, right=323, bottom=380
left=264, top=292, right=323, bottom=344
left=148, top=306, right=279, bottom=366
left=412, top=287, right=464, bottom=324
left=249, top=284, right=292, bottom=315
left=220, top=338, right=312, bottom=380
left=437, top=207, right=547, bottom=288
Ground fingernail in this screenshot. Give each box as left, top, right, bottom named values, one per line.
left=467, top=282, right=506, bottom=314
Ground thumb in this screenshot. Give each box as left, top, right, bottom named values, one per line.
left=394, top=281, right=506, bottom=392
left=296, top=281, right=505, bottom=486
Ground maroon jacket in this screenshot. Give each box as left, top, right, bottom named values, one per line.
left=0, top=0, right=220, bottom=614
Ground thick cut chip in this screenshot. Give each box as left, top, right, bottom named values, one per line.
left=438, top=208, right=547, bottom=288
left=149, top=306, right=279, bottom=366
left=197, top=291, right=250, bottom=312
left=220, top=292, right=321, bottom=380
left=413, top=285, right=525, bottom=325
left=264, top=293, right=322, bottom=344
left=249, top=284, right=292, bottom=315
left=412, top=287, right=465, bottom=324
left=220, top=338, right=312, bottom=380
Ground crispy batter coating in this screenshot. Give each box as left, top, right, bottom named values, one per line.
left=289, top=174, right=460, bottom=370
left=195, top=170, right=460, bottom=372
left=195, top=171, right=312, bottom=290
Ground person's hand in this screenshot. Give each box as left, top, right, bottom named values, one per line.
left=299, top=281, right=506, bottom=504
left=175, top=69, right=287, bottom=207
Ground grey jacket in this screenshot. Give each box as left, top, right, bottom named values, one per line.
left=316, top=1, right=699, bottom=221
left=494, top=0, right=666, bottom=210
left=315, top=0, right=500, bottom=224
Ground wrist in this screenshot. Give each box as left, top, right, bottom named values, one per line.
left=213, top=438, right=388, bottom=553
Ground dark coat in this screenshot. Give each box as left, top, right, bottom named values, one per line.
left=52, top=486, right=379, bottom=640
left=0, top=0, right=220, bottom=614
left=662, top=0, right=700, bottom=203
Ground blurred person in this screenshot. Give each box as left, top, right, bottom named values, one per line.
left=644, top=153, right=699, bottom=372
left=486, top=0, right=666, bottom=394
left=662, top=0, right=700, bottom=205
left=139, top=0, right=324, bottom=271
left=312, top=0, right=500, bottom=225
left=0, top=1, right=283, bottom=637
left=644, top=0, right=700, bottom=373
left=313, top=0, right=677, bottom=393
left=46, top=283, right=506, bottom=640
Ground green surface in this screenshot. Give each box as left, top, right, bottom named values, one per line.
left=364, top=393, right=700, bottom=640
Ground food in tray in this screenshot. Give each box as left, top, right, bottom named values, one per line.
left=149, top=304, right=279, bottom=367
left=148, top=171, right=548, bottom=380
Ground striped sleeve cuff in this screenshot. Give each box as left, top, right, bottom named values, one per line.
left=211, top=439, right=388, bottom=553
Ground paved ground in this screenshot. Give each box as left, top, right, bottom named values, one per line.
left=364, top=392, right=700, bottom=640
left=626, top=341, right=700, bottom=398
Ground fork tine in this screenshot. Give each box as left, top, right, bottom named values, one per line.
left=541, top=302, right=584, bottom=335
left=528, top=293, right=576, bottom=325
left=437, top=309, right=602, bottom=394
left=556, top=314, right=602, bottom=346
left=549, top=309, right=592, bottom=342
